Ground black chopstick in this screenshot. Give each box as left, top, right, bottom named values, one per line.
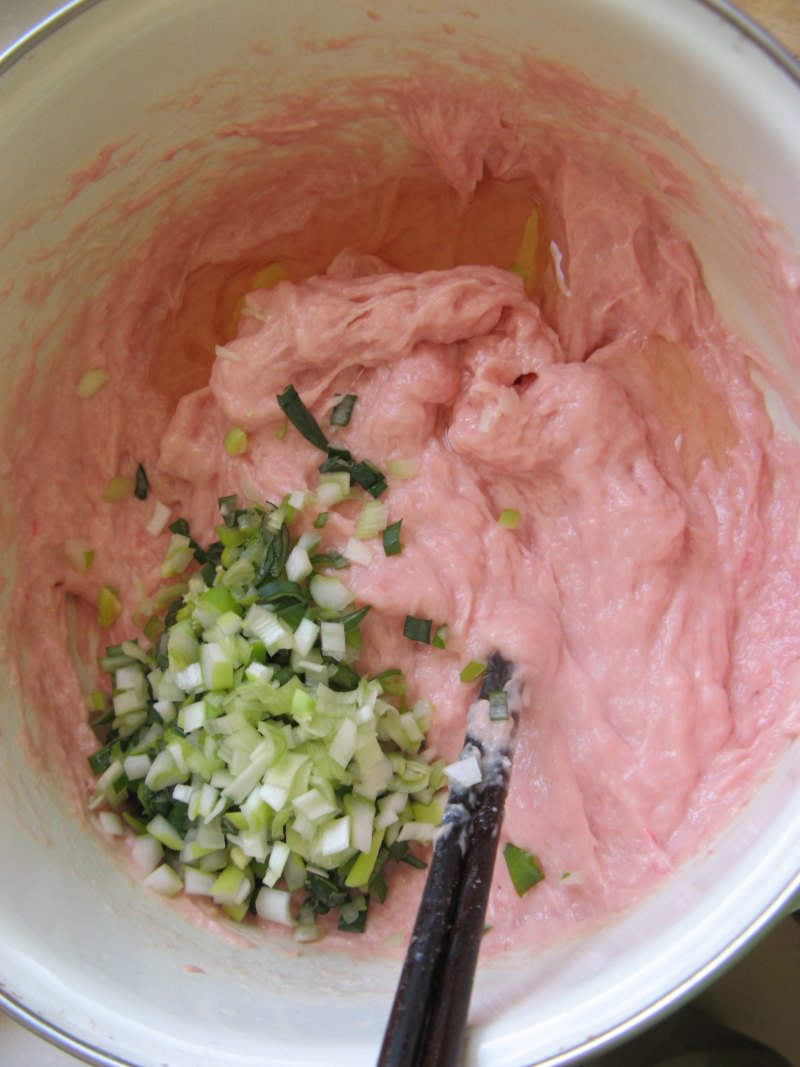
left=377, top=652, right=518, bottom=1067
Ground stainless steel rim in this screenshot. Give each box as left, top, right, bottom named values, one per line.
left=0, top=1, right=798, bottom=1065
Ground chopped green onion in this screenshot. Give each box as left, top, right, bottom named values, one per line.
left=355, top=499, right=388, bottom=539
left=403, top=616, right=432, bottom=644
left=276, top=384, right=328, bottom=450
left=341, top=605, right=370, bottom=632
left=88, top=494, right=437, bottom=935
left=330, top=394, right=357, bottom=427
left=142, top=863, right=183, bottom=897
left=309, top=574, right=355, bottom=611
left=97, top=811, right=125, bottom=835
left=223, top=426, right=248, bottom=456
left=488, top=690, right=509, bottom=721
left=382, top=520, right=403, bottom=557
left=313, top=511, right=329, bottom=529
left=275, top=418, right=288, bottom=440
left=286, top=545, right=313, bottom=582
left=460, top=660, right=486, bottom=683
left=444, top=754, right=482, bottom=789
left=87, top=690, right=108, bottom=714
left=65, top=538, right=95, bottom=573
left=345, top=537, right=373, bottom=566
left=75, top=368, right=109, bottom=399
left=310, top=549, right=350, bottom=571
left=98, top=586, right=122, bottom=629
left=337, top=897, right=368, bottom=933
left=503, top=842, right=544, bottom=896
left=386, top=458, right=417, bottom=480
left=102, top=476, right=133, bottom=503
left=498, top=508, right=520, bottom=530
left=374, top=668, right=405, bottom=696
left=160, top=534, right=195, bottom=578
left=146, top=501, right=172, bottom=536
left=143, top=615, right=163, bottom=642
left=256, top=885, right=294, bottom=927
left=279, top=386, right=387, bottom=497
left=432, top=625, right=447, bottom=650
left=390, top=841, right=427, bottom=869
left=319, top=443, right=352, bottom=472
left=218, top=494, right=237, bottom=527
left=134, top=464, right=149, bottom=501
left=320, top=620, right=346, bottom=660
left=349, top=460, right=387, bottom=498
left=316, top=473, right=350, bottom=507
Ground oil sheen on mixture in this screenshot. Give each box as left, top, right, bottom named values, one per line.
left=5, top=60, right=800, bottom=957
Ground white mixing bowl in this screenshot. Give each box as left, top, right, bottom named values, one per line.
left=0, top=2, right=798, bottom=1065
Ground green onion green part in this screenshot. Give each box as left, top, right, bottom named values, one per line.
left=488, top=690, right=509, bottom=721
left=349, top=460, right=387, bottom=498
left=223, top=426, right=248, bottom=456
left=102, top=476, right=133, bottom=503
left=403, top=615, right=432, bottom=644
left=431, top=625, right=447, bottom=650
left=75, top=368, right=109, bottom=399
left=97, top=586, right=122, bottom=629
left=279, top=385, right=386, bottom=497
left=498, top=508, right=520, bottom=530
left=276, top=384, right=328, bottom=451
left=382, top=520, right=403, bottom=557
left=459, top=660, right=487, bottom=683
left=134, top=464, right=149, bottom=501
left=330, top=394, right=357, bottom=428
left=503, top=843, right=544, bottom=896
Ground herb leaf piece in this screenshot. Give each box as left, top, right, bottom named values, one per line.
left=276, top=384, right=329, bottom=451
left=503, top=842, right=544, bottom=896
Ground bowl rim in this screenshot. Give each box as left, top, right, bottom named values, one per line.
left=1, top=0, right=800, bottom=83
left=0, top=1, right=798, bottom=1065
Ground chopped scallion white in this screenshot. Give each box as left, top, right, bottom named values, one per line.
left=320, top=620, right=347, bottom=661
left=345, top=537, right=374, bottom=566
left=146, top=501, right=172, bottom=537
left=286, top=545, right=313, bottom=582
left=97, top=811, right=125, bottom=835
left=316, top=473, right=350, bottom=506
left=142, top=863, right=184, bottom=897
left=309, top=574, right=355, bottom=611
left=131, top=835, right=164, bottom=875
left=256, top=886, right=294, bottom=927
left=444, top=754, right=482, bottom=789
left=64, top=538, right=95, bottom=573
left=355, top=499, right=389, bottom=539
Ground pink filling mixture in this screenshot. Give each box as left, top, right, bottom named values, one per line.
left=5, top=62, right=800, bottom=955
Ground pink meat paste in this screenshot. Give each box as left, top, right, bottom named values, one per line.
left=5, top=60, right=800, bottom=956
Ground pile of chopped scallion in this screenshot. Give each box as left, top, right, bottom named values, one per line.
left=88, top=485, right=446, bottom=939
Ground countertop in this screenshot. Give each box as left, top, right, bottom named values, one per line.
left=1, top=1, right=798, bottom=1066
